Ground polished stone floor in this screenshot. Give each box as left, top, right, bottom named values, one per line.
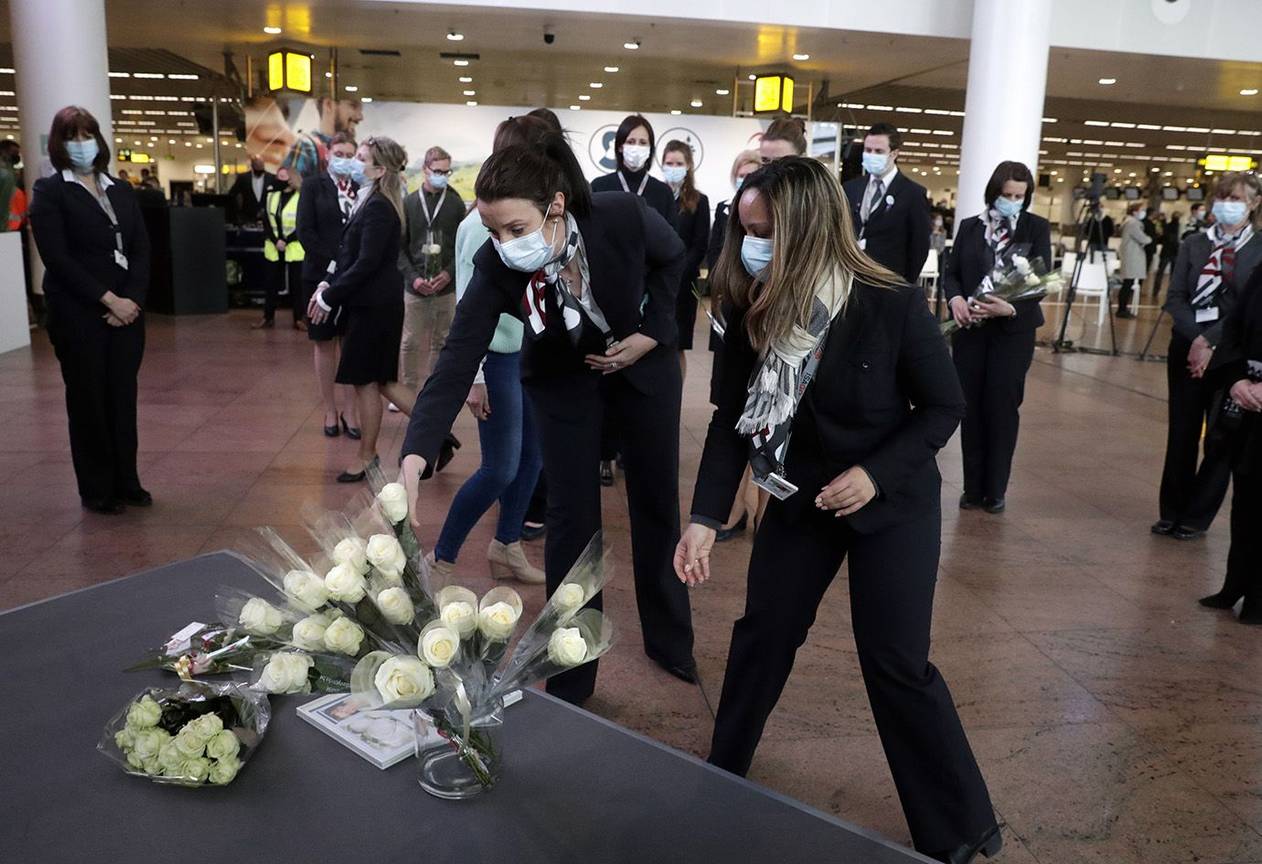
left=2, top=296, right=1259, bottom=864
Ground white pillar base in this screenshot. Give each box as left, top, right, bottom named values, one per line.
left=0, top=232, right=31, bottom=354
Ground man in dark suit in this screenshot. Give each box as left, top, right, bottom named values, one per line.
left=227, top=155, right=274, bottom=225
left=842, top=122, right=931, bottom=284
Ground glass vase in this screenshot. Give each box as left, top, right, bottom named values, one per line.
left=413, top=704, right=503, bottom=799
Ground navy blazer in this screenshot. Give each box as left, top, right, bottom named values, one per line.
left=321, top=194, right=402, bottom=308
left=592, top=169, right=678, bottom=230
left=706, top=200, right=731, bottom=271
left=1163, top=230, right=1262, bottom=361
left=30, top=170, right=150, bottom=329
left=401, top=191, right=685, bottom=467
left=843, top=171, right=931, bottom=284
left=296, top=175, right=348, bottom=283
left=692, top=284, right=965, bottom=535
left=942, top=211, right=1052, bottom=333
left=675, top=192, right=711, bottom=286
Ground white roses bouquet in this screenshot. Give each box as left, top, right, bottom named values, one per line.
left=98, top=682, right=269, bottom=787
left=943, top=253, right=1061, bottom=337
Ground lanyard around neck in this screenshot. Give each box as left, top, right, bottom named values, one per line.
left=618, top=170, right=649, bottom=197
left=417, top=187, right=448, bottom=226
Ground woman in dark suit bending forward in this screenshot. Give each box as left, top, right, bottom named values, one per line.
left=675, top=157, right=999, bottom=864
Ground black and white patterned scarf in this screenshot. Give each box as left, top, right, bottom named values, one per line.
left=521, top=214, right=585, bottom=346
left=978, top=208, right=1015, bottom=296
left=1191, top=222, right=1254, bottom=310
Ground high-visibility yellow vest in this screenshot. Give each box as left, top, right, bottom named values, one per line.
left=263, top=188, right=304, bottom=262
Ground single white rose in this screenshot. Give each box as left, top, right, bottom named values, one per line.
left=283, top=569, right=328, bottom=609
left=373, top=656, right=435, bottom=704
left=439, top=601, right=477, bottom=638
left=114, top=728, right=136, bottom=751
left=478, top=601, right=520, bottom=641
left=1012, top=255, right=1031, bottom=276
left=156, top=739, right=184, bottom=771
left=1025, top=273, right=1042, bottom=287
left=173, top=729, right=206, bottom=759
left=126, top=750, right=145, bottom=771
left=376, top=587, right=415, bottom=625
left=182, top=756, right=211, bottom=783
left=553, top=583, right=586, bottom=613
left=547, top=627, right=589, bottom=667
left=125, top=695, right=162, bottom=729
left=131, top=728, right=170, bottom=761
left=209, top=755, right=241, bottom=785
left=332, top=536, right=370, bottom=575
left=238, top=597, right=284, bottom=635
left=184, top=713, right=223, bottom=746
left=324, top=563, right=367, bottom=603
left=377, top=483, right=409, bottom=524
left=258, top=652, right=313, bottom=693
left=205, top=729, right=241, bottom=761
left=323, top=617, right=365, bottom=656
left=419, top=625, right=458, bottom=667
left=366, top=534, right=407, bottom=578
left=291, top=613, right=330, bottom=650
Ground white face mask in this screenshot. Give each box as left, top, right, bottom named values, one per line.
left=622, top=144, right=651, bottom=172
left=493, top=211, right=562, bottom=273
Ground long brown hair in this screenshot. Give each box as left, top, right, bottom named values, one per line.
left=361, top=136, right=408, bottom=227
left=710, top=156, right=899, bottom=355
left=662, top=140, right=700, bottom=214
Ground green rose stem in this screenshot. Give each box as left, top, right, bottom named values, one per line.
left=431, top=710, right=498, bottom=788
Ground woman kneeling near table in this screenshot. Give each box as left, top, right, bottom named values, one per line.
left=674, top=156, right=1000, bottom=864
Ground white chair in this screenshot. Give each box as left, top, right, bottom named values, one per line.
left=919, top=247, right=940, bottom=301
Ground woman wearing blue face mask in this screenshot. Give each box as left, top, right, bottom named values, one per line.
left=661, top=140, right=710, bottom=377
left=400, top=130, right=696, bottom=703
left=943, top=160, right=1050, bottom=513
left=30, top=106, right=151, bottom=515
left=1156, top=172, right=1262, bottom=540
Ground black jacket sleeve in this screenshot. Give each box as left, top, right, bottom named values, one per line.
left=296, top=183, right=335, bottom=264
left=637, top=196, right=687, bottom=346
left=122, top=189, right=150, bottom=306
left=904, top=190, right=931, bottom=284
left=323, top=199, right=397, bottom=307
left=706, top=203, right=728, bottom=271
left=1163, top=241, right=1201, bottom=343
left=684, top=195, right=711, bottom=279
left=859, top=290, right=966, bottom=496
left=942, top=219, right=969, bottom=302
left=397, top=193, right=421, bottom=288
left=29, top=178, right=110, bottom=306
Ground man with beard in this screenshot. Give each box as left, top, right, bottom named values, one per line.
left=284, top=97, right=364, bottom=180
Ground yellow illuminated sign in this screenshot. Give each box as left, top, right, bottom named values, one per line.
left=267, top=49, right=312, bottom=94
left=1200, top=154, right=1256, bottom=172
left=754, top=74, right=794, bottom=114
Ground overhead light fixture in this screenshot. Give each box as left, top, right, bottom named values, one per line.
left=344, top=85, right=359, bottom=92
left=589, top=82, right=603, bottom=88
left=624, top=40, right=640, bottom=50
left=361, top=97, right=373, bottom=103
left=792, top=53, right=810, bottom=61
left=670, top=109, right=682, bottom=115
left=867, top=104, right=893, bottom=111
left=453, top=59, right=470, bottom=67
left=133, top=72, right=165, bottom=79
left=748, top=74, right=757, bottom=81
left=1241, top=88, right=1259, bottom=96
left=324, top=71, right=332, bottom=79
left=267, top=48, right=313, bottom=94
left=895, top=106, right=922, bottom=113
left=1098, top=77, right=1117, bottom=85
left=604, top=66, right=620, bottom=73
left=753, top=73, right=794, bottom=114
left=463, top=89, right=476, bottom=96
left=578, top=94, right=591, bottom=101
left=690, top=99, right=703, bottom=108
left=168, top=73, right=199, bottom=81
left=263, top=26, right=282, bottom=35
left=458, top=76, right=473, bottom=83
left=466, top=100, right=478, bottom=107
left=570, top=105, right=581, bottom=111
left=716, top=88, right=730, bottom=96
left=446, top=31, right=464, bottom=41
left=1084, top=120, right=1109, bottom=126
left=108, top=71, right=130, bottom=78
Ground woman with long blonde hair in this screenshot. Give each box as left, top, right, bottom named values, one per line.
left=309, top=136, right=418, bottom=482
left=675, top=156, right=999, bottom=864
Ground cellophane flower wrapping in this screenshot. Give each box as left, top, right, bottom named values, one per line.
left=942, top=254, right=1063, bottom=337
left=124, top=622, right=278, bottom=677
left=98, top=680, right=270, bottom=787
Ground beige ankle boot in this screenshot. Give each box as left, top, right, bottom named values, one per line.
left=425, top=551, right=455, bottom=586
left=487, top=539, right=545, bottom=584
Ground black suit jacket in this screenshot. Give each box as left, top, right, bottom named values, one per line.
left=706, top=200, right=730, bottom=271
left=843, top=172, right=931, bottom=284
left=942, top=211, right=1052, bottom=332
left=321, top=195, right=402, bottom=308
left=227, top=171, right=275, bottom=224
left=592, top=169, right=678, bottom=230
left=675, top=192, right=711, bottom=286
left=30, top=171, right=150, bottom=330
left=1164, top=231, right=1262, bottom=364
left=401, top=192, right=686, bottom=467
left=692, top=284, right=965, bottom=535
left=296, top=175, right=348, bottom=283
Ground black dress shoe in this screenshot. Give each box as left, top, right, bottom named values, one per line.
left=83, top=498, right=125, bottom=515
left=337, top=455, right=379, bottom=484
left=435, top=433, right=460, bottom=473
left=520, top=522, right=546, bottom=541
left=340, top=414, right=361, bottom=440
left=959, top=494, right=982, bottom=510
left=715, top=513, right=748, bottom=543
left=251, top=317, right=275, bottom=330
left=982, top=497, right=1006, bottom=514
left=1116, top=309, right=1136, bottom=319
left=121, top=488, right=153, bottom=507
left=1171, top=525, right=1205, bottom=541
left=1151, top=519, right=1175, bottom=535
left=323, top=420, right=340, bottom=438
left=599, top=461, right=615, bottom=487
left=928, top=824, right=1003, bottom=864
left=1199, top=588, right=1243, bottom=610
left=650, top=655, right=699, bottom=684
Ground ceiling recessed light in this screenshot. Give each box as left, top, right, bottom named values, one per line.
left=344, top=85, right=358, bottom=92
left=361, top=97, right=373, bottom=103
left=458, top=76, right=473, bottom=83
left=570, top=105, right=581, bottom=111
left=446, top=32, right=464, bottom=41
left=793, top=53, right=810, bottom=61
left=589, top=82, right=603, bottom=89
left=325, top=71, right=332, bottom=78
left=716, top=88, right=730, bottom=96
left=748, top=73, right=757, bottom=81
left=690, top=99, right=703, bottom=108
left=1098, top=77, right=1117, bottom=85
left=108, top=71, right=130, bottom=78
left=263, top=26, right=282, bottom=35
left=465, top=100, right=478, bottom=107
left=670, top=109, right=682, bottom=115
left=1242, top=88, right=1259, bottom=96
left=463, top=90, right=476, bottom=96
left=578, top=95, right=591, bottom=101
left=604, top=66, right=620, bottom=73
left=453, top=59, right=470, bottom=67
left=623, top=41, right=640, bottom=50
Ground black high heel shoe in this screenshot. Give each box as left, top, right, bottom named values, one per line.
left=340, top=414, right=361, bottom=441
left=929, top=824, right=1003, bottom=864
left=324, top=415, right=341, bottom=438
left=337, top=455, right=379, bottom=484
left=715, top=513, right=748, bottom=543
left=1199, top=588, right=1244, bottom=610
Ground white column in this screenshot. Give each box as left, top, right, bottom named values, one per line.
left=953, top=0, right=1052, bottom=229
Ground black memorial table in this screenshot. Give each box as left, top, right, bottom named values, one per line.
left=0, top=553, right=929, bottom=864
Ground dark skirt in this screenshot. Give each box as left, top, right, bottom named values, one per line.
left=675, top=279, right=698, bottom=351
left=303, top=280, right=347, bottom=342
left=336, top=300, right=403, bottom=385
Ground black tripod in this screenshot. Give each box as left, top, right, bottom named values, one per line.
left=1054, top=199, right=1119, bottom=356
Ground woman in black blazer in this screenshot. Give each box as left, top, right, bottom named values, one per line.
left=590, top=113, right=676, bottom=229
left=309, top=136, right=417, bottom=482
left=675, top=157, right=999, bottom=864
left=401, top=131, right=695, bottom=704
left=30, top=106, right=151, bottom=515
left=661, top=140, right=710, bottom=371
left=943, top=161, right=1051, bottom=514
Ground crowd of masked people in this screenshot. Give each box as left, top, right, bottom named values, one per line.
left=27, top=99, right=1262, bottom=864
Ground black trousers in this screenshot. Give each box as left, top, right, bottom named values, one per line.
left=49, top=316, right=146, bottom=503
left=1152, top=254, right=1177, bottom=298
left=952, top=324, right=1035, bottom=502
left=263, top=259, right=303, bottom=322
left=1119, top=278, right=1138, bottom=313
left=708, top=500, right=994, bottom=853
left=524, top=472, right=547, bottom=525
left=527, top=360, right=694, bottom=703
left=1222, top=466, right=1262, bottom=603
left=1158, top=336, right=1231, bottom=529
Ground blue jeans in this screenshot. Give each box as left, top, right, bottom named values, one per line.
left=434, top=351, right=543, bottom=562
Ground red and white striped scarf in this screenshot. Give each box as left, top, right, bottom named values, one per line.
left=1192, top=223, right=1254, bottom=309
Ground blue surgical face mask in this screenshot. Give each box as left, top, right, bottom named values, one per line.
left=862, top=151, right=888, bottom=176
left=663, top=165, right=687, bottom=185
left=734, top=175, right=746, bottom=193
left=1213, top=199, right=1249, bottom=228
left=994, top=197, right=1023, bottom=219
left=66, top=139, right=99, bottom=172
left=741, top=235, right=774, bottom=279
left=493, top=212, right=562, bottom=273
left=329, top=155, right=356, bottom=178
left=351, top=158, right=371, bottom=187
left=428, top=172, right=449, bottom=191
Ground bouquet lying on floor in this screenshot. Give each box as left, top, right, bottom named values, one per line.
left=118, top=465, right=615, bottom=795
left=941, top=253, right=1062, bottom=337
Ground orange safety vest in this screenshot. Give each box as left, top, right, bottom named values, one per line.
left=7, top=186, right=26, bottom=231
